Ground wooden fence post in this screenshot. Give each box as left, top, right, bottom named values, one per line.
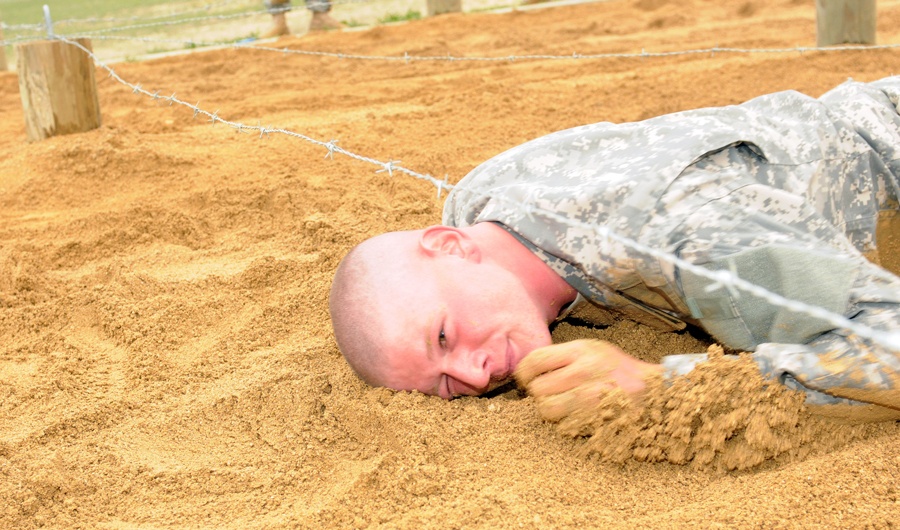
left=426, top=0, right=462, bottom=17
left=16, top=38, right=101, bottom=142
left=816, top=0, right=876, bottom=46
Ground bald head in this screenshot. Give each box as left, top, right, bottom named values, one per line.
left=328, top=230, right=422, bottom=386
left=329, top=223, right=569, bottom=397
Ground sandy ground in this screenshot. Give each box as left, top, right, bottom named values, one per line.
left=1, top=0, right=900, bottom=528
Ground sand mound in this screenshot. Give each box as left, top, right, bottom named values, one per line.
left=552, top=345, right=871, bottom=471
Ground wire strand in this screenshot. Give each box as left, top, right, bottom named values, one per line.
left=44, top=34, right=900, bottom=353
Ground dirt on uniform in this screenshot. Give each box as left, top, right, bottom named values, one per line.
left=1, top=0, right=899, bottom=528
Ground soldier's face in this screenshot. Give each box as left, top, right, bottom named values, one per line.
left=373, top=249, right=554, bottom=399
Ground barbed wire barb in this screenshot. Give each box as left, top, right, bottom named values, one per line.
left=703, top=269, right=742, bottom=300
left=437, top=175, right=450, bottom=199
left=324, top=140, right=340, bottom=160
left=595, top=225, right=612, bottom=257
left=376, top=160, right=400, bottom=177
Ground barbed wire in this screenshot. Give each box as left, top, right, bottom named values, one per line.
left=75, top=1, right=250, bottom=25
left=0, top=22, right=44, bottom=32
left=50, top=34, right=900, bottom=353
left=54, top=0, right=257, bottom=26
left=1, top=1, right=253, bottom=32
left=0, top=35, right=41, bottom=47
left=544, top=214, right=900, bottom=352
left=62, top=3, right=366, bottom=38
left=44, top=36, right=444, bottom=189
left=6, top=31, right=899, bottom=64
left=1, top=0, right=404, bottom=35
left=58, top=9, right=273, bottom=37
left=4, top=0, right=897, bottom=67
left=87, top=39, right=900, bottom=61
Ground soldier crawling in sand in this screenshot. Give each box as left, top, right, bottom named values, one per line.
left=328, top=76, right=900, bottom=424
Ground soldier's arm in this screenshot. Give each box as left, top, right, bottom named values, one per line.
left=665, top=259, right=900, bottom=419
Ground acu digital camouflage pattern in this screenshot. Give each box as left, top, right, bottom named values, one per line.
left=444, top=77, right=900, bottom=411
left=264, top=0, right=332, bottom=14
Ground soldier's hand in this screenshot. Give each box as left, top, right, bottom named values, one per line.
left=514, top=339, right=662, bottom=422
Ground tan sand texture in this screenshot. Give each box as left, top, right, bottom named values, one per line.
left=1, top=0, right=900, bottom=527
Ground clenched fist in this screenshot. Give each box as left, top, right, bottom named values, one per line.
left=514, top=339, right=663, bottom=422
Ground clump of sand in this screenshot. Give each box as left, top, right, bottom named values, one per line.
left=548, top=345, right=870, bottom=471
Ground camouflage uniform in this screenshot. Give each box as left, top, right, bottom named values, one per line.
left=444, top=77, right=900, bottom=411
left=265, top=0, right=332, bottom=15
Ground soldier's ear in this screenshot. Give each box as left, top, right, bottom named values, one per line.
left=419, top=226, right=481, bottom=262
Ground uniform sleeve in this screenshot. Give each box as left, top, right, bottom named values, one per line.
left=664, top=178, right=900, bottom=413
left=662, top=257, right=900, bottom=412
left=750, top=258, right=900, bottom=409
left=754, top=77, right=900, bottom=411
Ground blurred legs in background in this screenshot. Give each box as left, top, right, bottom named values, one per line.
left=307, top=0, right=345, bottom=31
left=262, top=0, right=344, bottom=38
left=262, top=0, right=291, bottom=37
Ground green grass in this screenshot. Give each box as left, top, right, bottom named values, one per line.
left=0, top=0, right=191, bottom=25
left=0, top=0, right=262, bottom=42
left=377, top=9, right=421, bottom=24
